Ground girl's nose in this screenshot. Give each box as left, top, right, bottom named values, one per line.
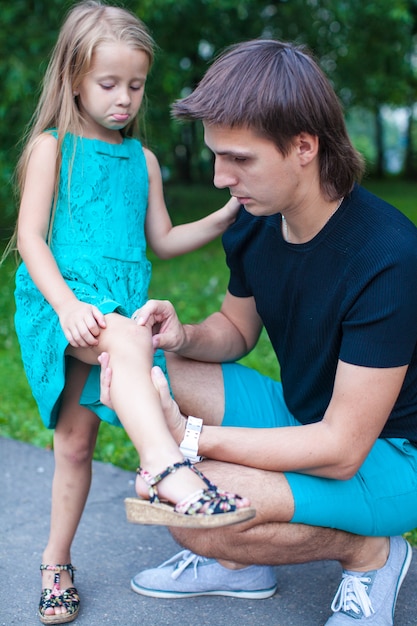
left=117, top=88, right=131, bottom=106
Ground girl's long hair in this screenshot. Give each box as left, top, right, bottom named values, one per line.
left=4, top=0, right=154, bottom=258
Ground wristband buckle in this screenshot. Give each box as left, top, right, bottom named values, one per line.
left=180, top=415, right=204, bottom=463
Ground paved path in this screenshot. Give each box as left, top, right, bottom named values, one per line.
left=1, top=436, right=416, bottom=625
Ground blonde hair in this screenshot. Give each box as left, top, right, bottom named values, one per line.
left=4, top=1, right=154, bottom=259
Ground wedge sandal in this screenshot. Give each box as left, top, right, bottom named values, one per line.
left=39, top=564, right=80, bottom=624
left=125, top=458, right=256, bottom=528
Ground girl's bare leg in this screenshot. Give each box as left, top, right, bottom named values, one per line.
left=68, top=314, right=249, bottom=508
left=41, top=358, right=100, bottom=617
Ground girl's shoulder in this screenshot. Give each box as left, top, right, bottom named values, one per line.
left=141, top=145, right=158, bottom=166
left=29, top=131, right=58, bottom=157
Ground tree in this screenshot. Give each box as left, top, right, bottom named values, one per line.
left=403, top=0, right=417, bottom=178
left=1, top=0, right=416, bottom=232
left=306, top=0, right=416, bottom=177
left=133, top=0, right=301, bottom=181
left=0, top=0, right=70, bottom=227
left=133, top=0, right=417, bottom=181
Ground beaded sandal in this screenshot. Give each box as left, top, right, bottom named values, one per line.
left=125, top=458, right=256, bottom=528
left=39, top=564, right=80, bottom=624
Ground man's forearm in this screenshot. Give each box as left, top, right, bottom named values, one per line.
left=176, top=312, right=249, bottom=363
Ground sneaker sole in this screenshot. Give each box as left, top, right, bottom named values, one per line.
left=392, top=538, right=413, bottom=619
left=130, top=579, right=278, bottom=600
left=125, top=497, right=256, bottom=528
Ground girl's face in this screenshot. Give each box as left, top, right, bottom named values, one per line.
left=75, top=42, right=149, bottom=142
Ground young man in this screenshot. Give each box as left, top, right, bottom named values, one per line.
left=102, top=40, right=417, bottom=624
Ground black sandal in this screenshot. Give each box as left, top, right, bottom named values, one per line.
left=125, top=458, right=256, bottom=528
left=39, top=564, right=80, bottom=624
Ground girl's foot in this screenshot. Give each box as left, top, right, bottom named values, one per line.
left=39, top=562, right=80, bottom=624
left=135, top=458, right=252, bottom=507
left=144, top=366, right=253, bottom=506
left=127, top=459, right=256, bottom=528
left=128, top=365, right=254, bottom=527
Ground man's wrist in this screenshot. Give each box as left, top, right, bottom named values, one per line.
left=176, top=323, right=194, bottom=356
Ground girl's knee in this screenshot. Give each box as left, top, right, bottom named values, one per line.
left=54, top=431, right=96, bottom=465
left=102, top=313, right=153, bottom=356
left=54, top=413, right=99, bottom=465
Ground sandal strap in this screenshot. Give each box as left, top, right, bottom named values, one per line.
left=137, top=460, right=244, bottom=516
left=40, top=588, right=63, bottom=611
left=39, top=587, right=80, bottom=617
left=39, top=564, right=80, bottom=619
left=137, top=459, right=215, bottom=504
left=176, top=486, right=244, bottom=516
left=40, top=563, right=76, bottom=583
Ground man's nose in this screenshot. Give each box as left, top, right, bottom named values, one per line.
left=213, top=160, right=237, bottom=189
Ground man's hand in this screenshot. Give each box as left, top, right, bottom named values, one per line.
left=131, top=299, right=185, bottom=352
left=98, top=352, right=113, bottom=408
left=150, top=365, right=187, bottom=445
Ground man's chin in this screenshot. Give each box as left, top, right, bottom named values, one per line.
left=244, top=204, right=280, bottom=217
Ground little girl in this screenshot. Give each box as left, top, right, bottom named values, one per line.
left=12, top=1, right=254, bottom=623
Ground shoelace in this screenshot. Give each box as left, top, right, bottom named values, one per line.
left=158, top=549, right=209, bottom=581
left=331, top=573, right=375, bottom=618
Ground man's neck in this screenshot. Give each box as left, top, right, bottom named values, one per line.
left=281, top=196, right=343, bottom=244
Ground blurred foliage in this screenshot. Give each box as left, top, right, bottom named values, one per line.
left=1, top=0, right=416, bottom=234
left=137, top=0, right=417, bottom=181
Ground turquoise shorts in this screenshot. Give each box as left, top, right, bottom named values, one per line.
left=221, top=362, right=417, bottom=536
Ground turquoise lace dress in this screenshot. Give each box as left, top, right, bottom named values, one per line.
left=14, top=133, right=166, bottom=429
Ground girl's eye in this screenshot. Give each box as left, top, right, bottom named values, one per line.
left=100, top=84, right=114, bottom=90
left=131, top=84, right=143, bottom=91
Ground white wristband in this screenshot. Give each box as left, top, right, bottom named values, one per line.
left=179, top=415, right=204, bottom=463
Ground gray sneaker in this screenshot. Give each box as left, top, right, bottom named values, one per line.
left=325, top=536, right=412, bottom=624
left=131, top=549, right=278, bottom=599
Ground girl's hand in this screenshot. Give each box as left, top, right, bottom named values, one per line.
left=224, top=196, right=241, bottom=222
left=58, top=300, right=106, bottom=347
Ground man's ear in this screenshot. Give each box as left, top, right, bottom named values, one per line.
left=296, top=133, right=319, bottom=165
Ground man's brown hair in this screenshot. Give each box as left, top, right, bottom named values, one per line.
left=172, top=39, right=364, bottom=199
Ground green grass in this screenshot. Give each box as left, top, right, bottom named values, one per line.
left=1, top=179, right=416, bottom=545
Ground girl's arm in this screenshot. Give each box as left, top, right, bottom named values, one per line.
left=144, top=148, right=239, bottom=259
left=17, top=133, right=106, bottom=347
